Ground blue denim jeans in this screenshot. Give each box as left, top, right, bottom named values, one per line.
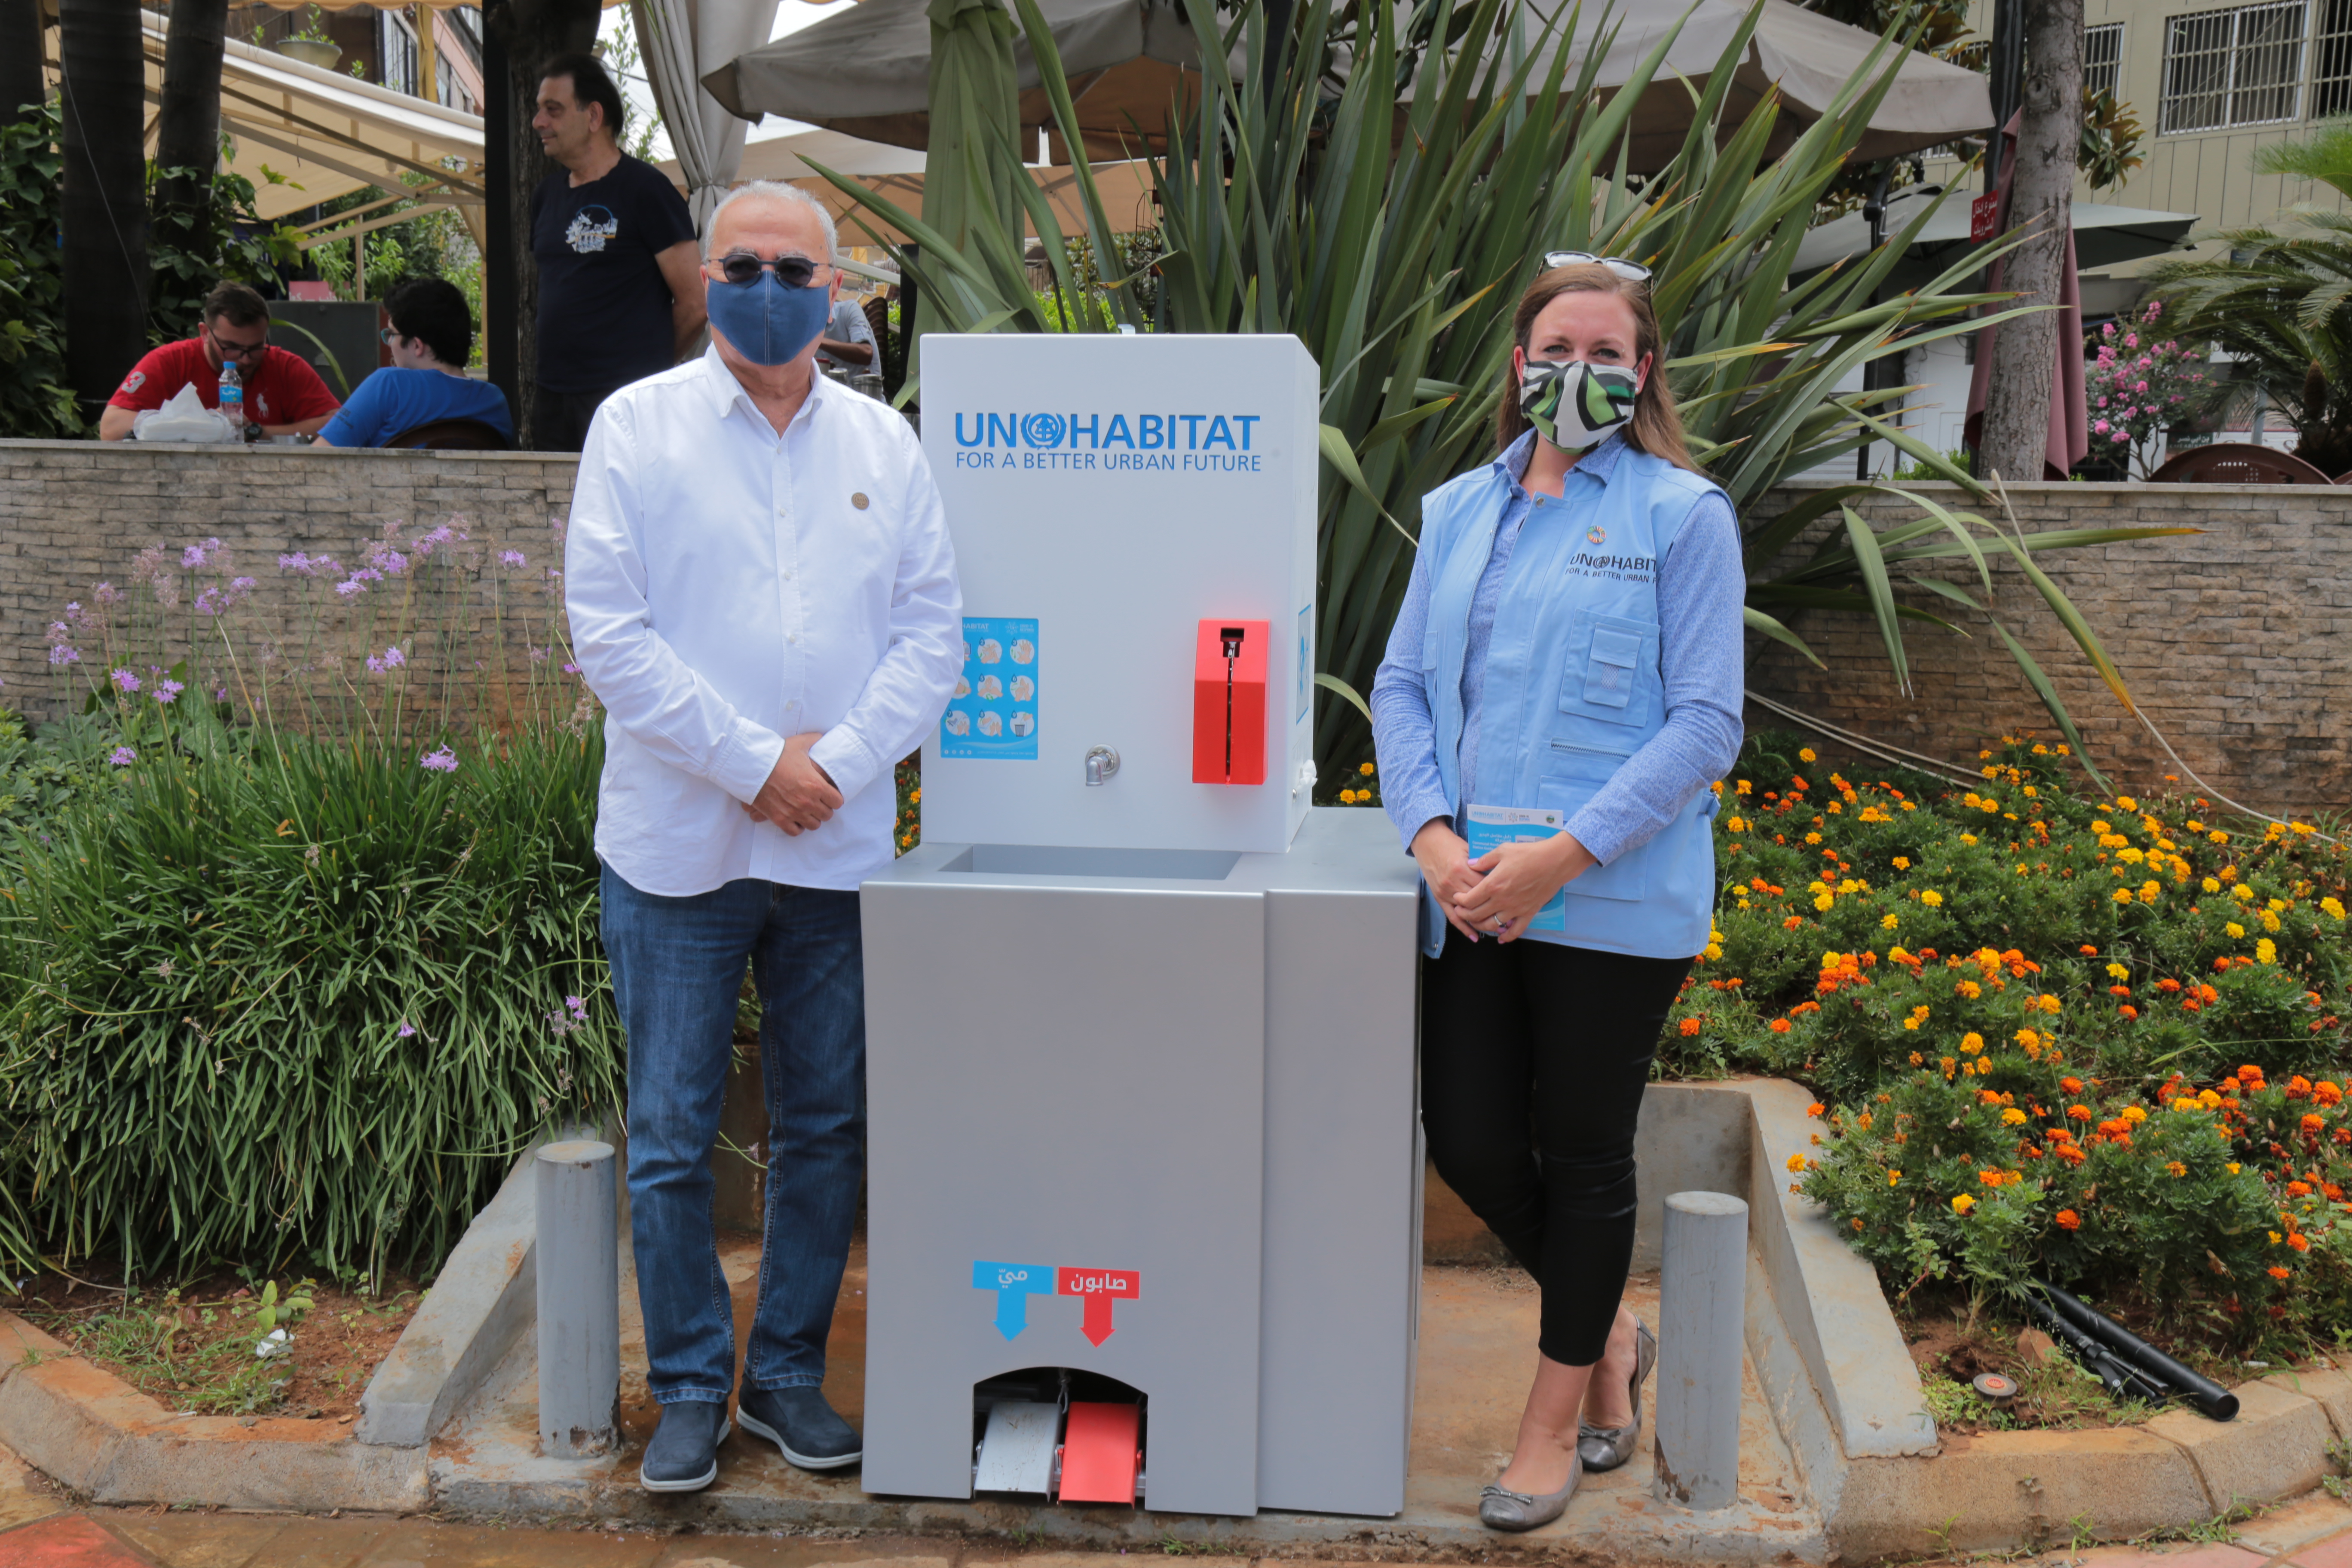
left=599, top=864, right=866, bottom=1406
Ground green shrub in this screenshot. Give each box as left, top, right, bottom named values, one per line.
left=0, top=700, right=617, bottom=1284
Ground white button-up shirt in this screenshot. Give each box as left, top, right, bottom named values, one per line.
left=566, top=346, right=962, bottom=896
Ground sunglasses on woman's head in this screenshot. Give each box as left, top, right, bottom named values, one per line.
left=714, top=252, right=828, bottom=288
left=1541, top=251, right=1653, bottom=282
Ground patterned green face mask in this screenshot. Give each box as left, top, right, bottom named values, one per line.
left=1519, top=359, right=1640, bottom=450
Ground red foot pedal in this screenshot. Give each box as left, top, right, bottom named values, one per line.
left=1057, top=1401, right=1141, bottom=1504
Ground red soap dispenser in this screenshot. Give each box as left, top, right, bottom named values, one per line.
left=1191, top=619, right=1268, bottom=786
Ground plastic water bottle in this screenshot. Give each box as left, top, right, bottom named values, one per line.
left=217, top=358, right=245, bottom=439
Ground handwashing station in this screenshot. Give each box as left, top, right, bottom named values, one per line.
left=858, top=334, right=1423, bottom=1518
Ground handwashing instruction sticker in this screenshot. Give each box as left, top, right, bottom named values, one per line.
left=944, top=617, right=1039, bottom=759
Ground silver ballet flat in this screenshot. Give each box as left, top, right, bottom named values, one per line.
left=1478, top=1451, right=1582, bottom=1531
left=1577, top=1319, right=1657, bottom=1473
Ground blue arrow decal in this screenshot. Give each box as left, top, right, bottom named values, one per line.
left=972, top=1260, right=1057, bottom=1339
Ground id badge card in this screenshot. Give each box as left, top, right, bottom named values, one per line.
left=1463, top=804, right=1566, bottom=932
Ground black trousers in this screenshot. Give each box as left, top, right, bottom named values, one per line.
left=1421, top=927, right=1692, bottom=1365
left=529, top=386, right=620, bottom=453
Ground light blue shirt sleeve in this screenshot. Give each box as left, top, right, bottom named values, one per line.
left=1370, top=548, right=1455, bottom=855
left=1561, top=490, right=1747, bottom=864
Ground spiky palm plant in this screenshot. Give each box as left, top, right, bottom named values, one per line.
left=810, top=0, right=2179, bottom=781
left=2144, top=211, right=2352, bottom=477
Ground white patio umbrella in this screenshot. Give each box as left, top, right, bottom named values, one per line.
left=631, top=0, right=787, bottom=230
left=1400, top=0, right=1994, bottom=173
left=702, top=0, right=1240, bottom=158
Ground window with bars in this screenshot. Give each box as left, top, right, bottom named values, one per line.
left=2159, top=0, right=2307, bottom=132
left=2313, top=0, right=2352, bottom=114
left=2086, top=21, right=2125, bottom=97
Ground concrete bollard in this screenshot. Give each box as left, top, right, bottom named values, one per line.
left=1653, top=1189, right=1748, bottom=1510
left=536, top=1139, right=620, bottom=1458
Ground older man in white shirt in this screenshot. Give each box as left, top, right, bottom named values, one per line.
left=566, top=180, right=961, bottom=1494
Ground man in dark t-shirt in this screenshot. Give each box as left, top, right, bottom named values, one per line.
left=527, top=52, right=705, bottom=451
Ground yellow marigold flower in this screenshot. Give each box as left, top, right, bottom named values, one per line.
left=2258, top=938, right=2278, bottom=965
left=1901, top=801, right=1917, bottom=812
left=1787, top=1154, right=1807, bottom=1173
left=1961, top=1032, right=1985, bottom=1054
left=2167, top=1161, right=2187, bottom=1177
left=2262, top=909, right=2282, bottom=932
left=2211, top=830, right=2230, bottom=844
left=1960, top=834, right=1978, bottom=846
left=1805, top=832, right=1823, bottom=845
left=1704, top=943, right=1724, bottom=962
left=1952, top=1194, right=1976, bottom=1214
left=2272, top=1231, right=2285, bottom=1245
left=1799, top=748, right=1817, bottom=763
left=2116, top=796, right=2138, bottom=811
left=2016, top=1028, right=2041, bottom=1048
left=1727, top=817, right=1747, bottom=833
left=2199, top=1089, right=2223, bottom=1109
left=1908, top=1051, right=1924, bottom=1066
left=2037, top=994, right=2063, bottom=1015
left=2227, top=922, right=2246, bottom=939
left=2140, top=882, right=2161, bottom=904
left=1359, top=761, right=1375, bottom=776
left=1893, top=856, right=1911, bottom=870
left=1736, top=779, right=1752, bottom=795
left=1920, top=890, right=1944, bottom=908
left=2174, top=1098, right=2201, bottom=1114
left=2002, top=1108, right=2028, bottom=1125
left=2114, top=889, right=2136, bottom=906
left=2203, top=877, right=2222, bottom=894
left=1881, top=913, right=1900, bottom=929
left=1889, top=1169, right=1902, bottom=1186
left=2227, top=1163, right=2242, bottom=1175
left=2121, top=1106, right=2147, bottom=1124
left=1814, top=893, right=1834, bottom=912
left=2233, top=883, right=2256, bottom=903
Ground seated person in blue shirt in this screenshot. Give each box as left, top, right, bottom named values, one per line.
left=312, top=278, right=514, bottom=448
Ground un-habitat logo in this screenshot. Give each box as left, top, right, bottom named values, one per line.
left=950, top=410, right=1268, bottom=475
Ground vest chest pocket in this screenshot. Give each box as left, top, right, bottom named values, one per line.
left=1558, top=610, right=1658, bottom=728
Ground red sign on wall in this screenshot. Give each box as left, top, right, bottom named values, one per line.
left=1970, top=193, right=2002, bottom=244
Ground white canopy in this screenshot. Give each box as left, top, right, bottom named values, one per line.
left=46, top=15, right=486, bottom=224
left=631, top=0, right=785, bottom=229
left=1402, top=0, right=1996, bottom=172
left=1792, top=189, right=2199, bottom=286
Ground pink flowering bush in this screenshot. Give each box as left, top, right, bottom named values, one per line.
left=2085, top=302, right=2210, bottom=477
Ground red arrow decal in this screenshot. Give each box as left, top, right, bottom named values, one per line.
left=1056, top=1267, right=1139, bottom=1346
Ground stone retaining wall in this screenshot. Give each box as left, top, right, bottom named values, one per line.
left=1743, top=480, right=2352, bottom=815
left=4, top=445, right=2347, bottom=813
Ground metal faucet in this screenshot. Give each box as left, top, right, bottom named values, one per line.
left=1084, top=747, right=1120, bottom=786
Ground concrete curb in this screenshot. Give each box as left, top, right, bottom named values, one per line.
left=0, top=1309, right=426, bottom=1512
left=355, top=1148, right=540, bottom=1448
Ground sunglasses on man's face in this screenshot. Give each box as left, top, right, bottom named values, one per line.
left=1541, top=250, right=1654, bottom=283
left=713, top=252, right=828, bottom=288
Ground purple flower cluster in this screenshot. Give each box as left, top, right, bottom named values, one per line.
left=419, top=744, right=459, bottom=773
left=155, top=679, right=186, bottom=705
left=278, top=552, right=344, bottom=578
left=500, top=549, right=528, bottom=568
left=365, top=644, right=408, bottom=674
left=107, top=746, right=136, bottom=766
left=194, top=577, right=257, bottom=617
left=110, top=668, right=140, bottom=694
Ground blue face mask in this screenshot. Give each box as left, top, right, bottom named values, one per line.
left=704, top=270, right=831, bottom=367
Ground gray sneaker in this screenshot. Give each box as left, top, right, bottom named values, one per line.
left=737, top=1384, right=862, bottom=1470
left=639, top=1399, right=730, bottom=1493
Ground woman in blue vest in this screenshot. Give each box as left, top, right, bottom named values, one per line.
left=1371, top=258, right=1744, bottom=1530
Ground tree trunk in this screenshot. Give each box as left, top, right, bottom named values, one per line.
left=154, top=0, right=229, bottom=218
left=1, top=0, right=47, bottom=122
left=486, top=0, right=600, bottom=444
left=58, top=0, right=150, bottom=420
left=1979, top=0, right=2083, bottom=482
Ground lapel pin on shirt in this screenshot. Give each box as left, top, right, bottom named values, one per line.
left=851, top=492, right=870, bottom=510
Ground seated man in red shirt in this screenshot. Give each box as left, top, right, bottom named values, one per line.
left=98, top=282, right=342, bottom=441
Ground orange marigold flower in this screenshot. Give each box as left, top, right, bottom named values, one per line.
left=2119, top=1005, right=2139, bottom=1019
left=2067, top=1105, right=2094, bottom=1120
left=2291, top=1232, right=2313, bottom=1253
left=2271, top=1265, right=2294, bottom=1280
left=1679, top=1017, right=1704, bottom=1037
left=2055, top=1209, right=2082, bottom=1230
left=2303, top=1114, right=2327, bottom=1133
left=1807, top=1102, right=1826, bottom=1117
left=1770, top=1018, right=1794, bottom=1034
left=2289, top=1181, right=2314, bottom=1196
left=2061, top=1077, right=2085, bottom=1093
left=2056, top=1145, right=2087, bottom=1165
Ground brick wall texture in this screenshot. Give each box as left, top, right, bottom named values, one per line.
left=0, top=441, right=584, bottom=735
left=1743, top=480, right=2352, bottom=817
left=2, top=447, right=2345, bottom=813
